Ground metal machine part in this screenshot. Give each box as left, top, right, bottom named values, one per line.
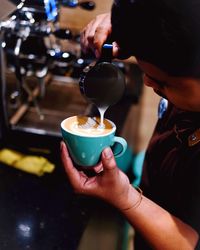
left=0, top=0, right=128, bottom=154
left=0, top=0, right=98, bottom=144
left=0, top=0, right=22, bottom=145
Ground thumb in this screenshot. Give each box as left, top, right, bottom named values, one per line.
left=101, top=147, right=118, bottom=171
left=112, top=41, right=120, bottom=58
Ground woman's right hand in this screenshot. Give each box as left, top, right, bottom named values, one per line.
left=80, top=13, right=120, bottom=59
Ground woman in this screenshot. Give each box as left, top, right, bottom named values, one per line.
left=61, top=0, right=200, bottom=248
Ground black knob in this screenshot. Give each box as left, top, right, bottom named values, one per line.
left=53, top=28, right=72, bottom=39
left=79, top=1, right=95, bottom=10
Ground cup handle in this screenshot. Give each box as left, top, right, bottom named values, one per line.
left=112, top=136, right=127, bottom=158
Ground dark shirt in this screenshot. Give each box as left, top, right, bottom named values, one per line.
left=135, top=102, right=200, bottom=249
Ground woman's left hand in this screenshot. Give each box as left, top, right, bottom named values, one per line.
left=60, top=141, right=132, bottom=210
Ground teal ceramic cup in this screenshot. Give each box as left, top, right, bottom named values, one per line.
left=61, top=116, right=127, bottom=167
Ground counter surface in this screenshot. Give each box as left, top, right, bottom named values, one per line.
left=0, top=160, right=91, bottom=250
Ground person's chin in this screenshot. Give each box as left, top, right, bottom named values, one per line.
left=153, top=89, right=167, bottom=99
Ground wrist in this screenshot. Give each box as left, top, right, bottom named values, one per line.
left=118, top=185, right=143, bottom=212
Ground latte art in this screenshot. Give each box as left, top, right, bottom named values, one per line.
left=63, top=116, right=114, bottom=136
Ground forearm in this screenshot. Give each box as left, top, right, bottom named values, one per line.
left=61, top=144, right=199, bottom=248
left=119, top=185, right=199, bottom=250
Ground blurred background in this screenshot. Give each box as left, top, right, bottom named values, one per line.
left=0, top=1, right=160, bottom=249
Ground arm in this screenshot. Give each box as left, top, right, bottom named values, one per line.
left=60, top=142, right=199, bottom=250
left=122, top=185, right=199, bottom=250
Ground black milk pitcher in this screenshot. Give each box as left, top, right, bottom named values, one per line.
left=79, top=43, right=126, bottom=108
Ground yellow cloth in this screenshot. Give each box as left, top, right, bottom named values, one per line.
left=0, top=148, right=55, bottom=176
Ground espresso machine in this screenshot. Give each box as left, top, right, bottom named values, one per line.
left=0, top=0, right=99, bottom=156
left=0, top=0, right=138, bottom=161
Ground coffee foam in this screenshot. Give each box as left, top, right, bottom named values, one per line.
left=62, top=116, right=114, bottom=136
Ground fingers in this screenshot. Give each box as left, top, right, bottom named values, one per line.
left=93, top=162, right=103, bottom=174
left=101, top=147, right=118, bottom=172
left=60, top=141, right=100, bottom=195
left=81, top=18, right=98, bottom=54
left=60, top=141, right=82, bottom=188
left=80, top=13, right=112, bottom=58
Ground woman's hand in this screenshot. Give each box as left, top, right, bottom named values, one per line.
left=80, top=13, right=120, bottom=59
left=60, top=141, right=131, bottom=210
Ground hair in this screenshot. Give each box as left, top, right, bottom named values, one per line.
left=111, top=0, right=200, bottom=77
